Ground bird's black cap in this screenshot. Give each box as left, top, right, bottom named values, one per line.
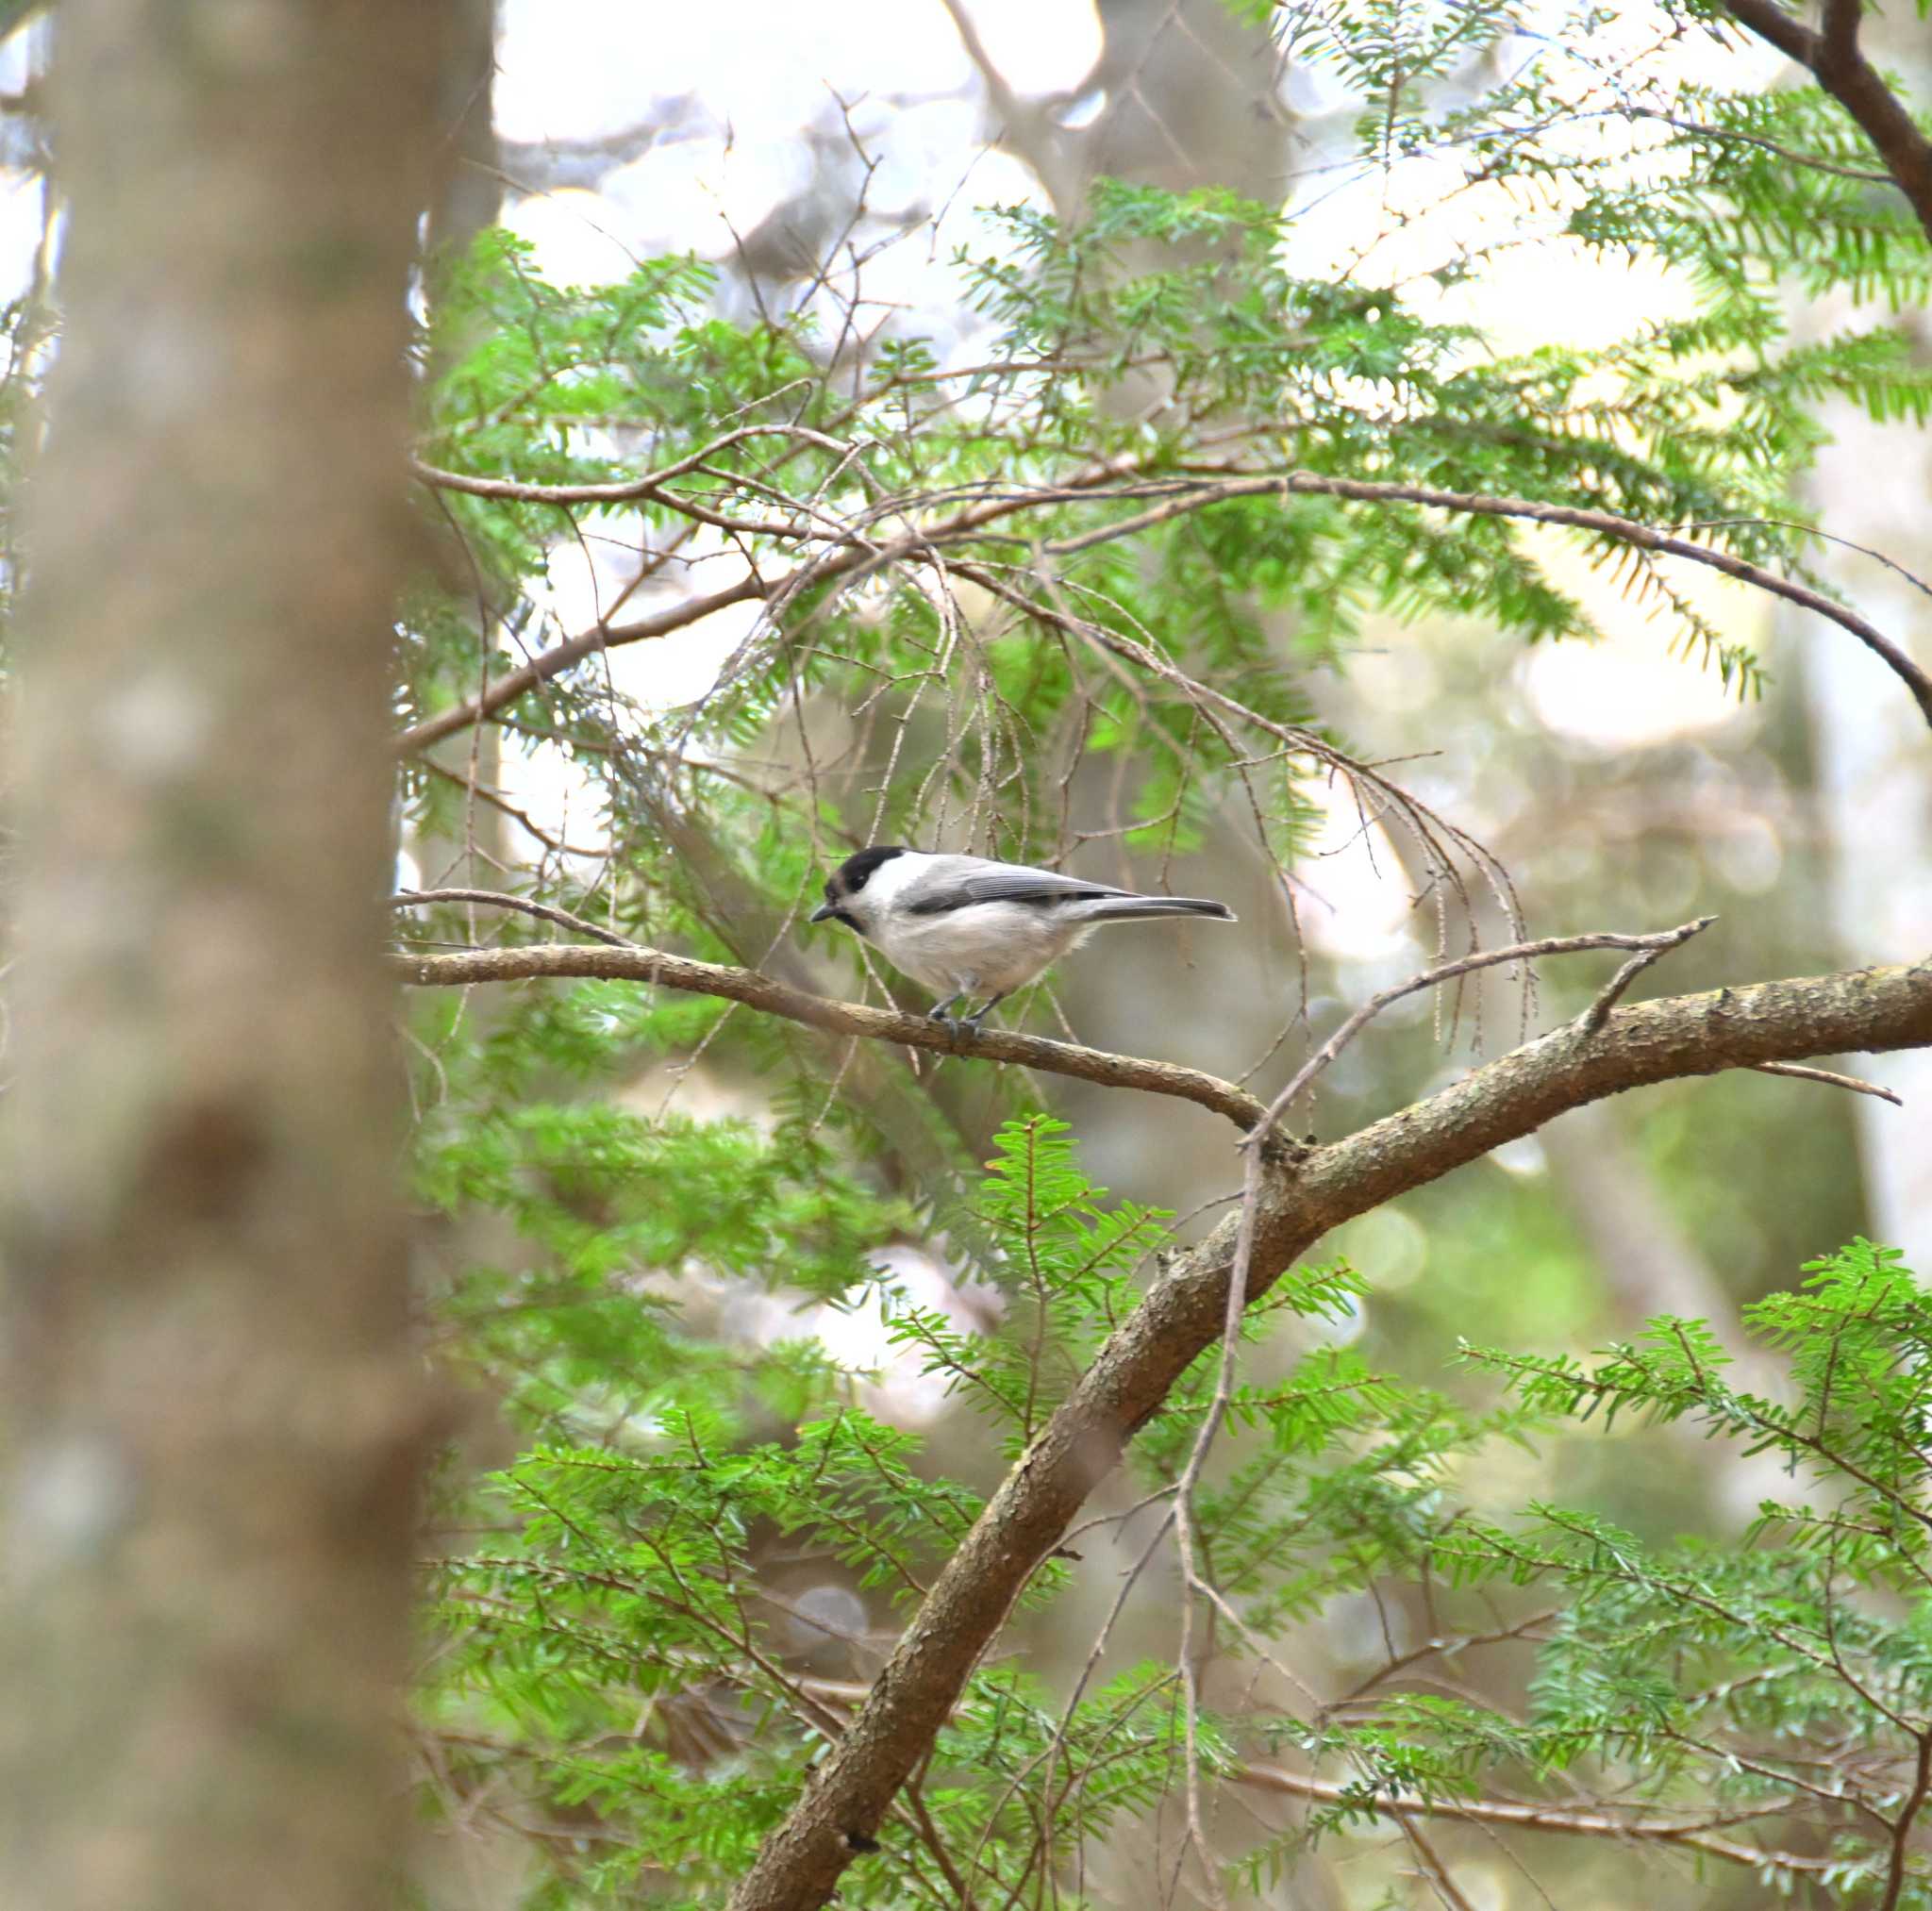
left=809, top=844, right=908, bottom=923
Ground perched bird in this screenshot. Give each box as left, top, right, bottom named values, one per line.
left=808, top=845, right=1236, bottom=1033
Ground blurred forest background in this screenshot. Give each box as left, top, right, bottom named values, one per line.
left=1, top=2, right=1929, bottom=1909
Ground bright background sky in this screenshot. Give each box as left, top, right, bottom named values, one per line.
left=485, top=0, right=1780, bottom=759
left=417, top=0, right=1797, bottom=992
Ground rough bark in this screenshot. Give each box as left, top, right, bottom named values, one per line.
left=0, top=7, right=450, bottom=1909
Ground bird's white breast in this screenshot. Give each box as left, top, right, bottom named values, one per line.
left=872, top=897, right=1091, bottom=997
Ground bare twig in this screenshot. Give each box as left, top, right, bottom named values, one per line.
left=416, top=758, right=609, bottom=859
left=411, top=424, right=857, bottom=509
left=393, top=887, right=635, bottom=950
left=1576, top=916, right=1715, bottom=1034
left=1256, top=921, right=1718, bottom=1143
left=1236, top=1763, right=1831, bottom=1875
left=1751, top=1059, right=1903, bottom=1105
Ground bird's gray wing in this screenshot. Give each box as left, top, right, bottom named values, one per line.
left=899, top=857, right=1126, bottom=917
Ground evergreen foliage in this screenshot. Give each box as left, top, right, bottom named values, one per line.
left=380, top=2, right=1932, bottom=1898
left=2, top=0, right=1922, bottom=1901
left=425, top=1119, right=1932, bottom=1901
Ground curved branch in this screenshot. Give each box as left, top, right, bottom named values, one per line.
left=1051, top=473, right=1932, bottom=730
left=412, top=424, right=855, bottom=510
left=394, top=942, right=1270, bottom=1128
left=394, top=887, right=633, bottom=948
left=1237, top=1764, right=1830, bottom=1875
left=723, top=956, right=1932, bottom=1911
left=394, top=442, right=1167, bottom=756
left=396, top=454, right=1932, bottom=754
left=393, top=913, right=1816, bottom=1132
left=413, top=457, right=798, bottom=540
left=395, top=572, right=769, bottom=756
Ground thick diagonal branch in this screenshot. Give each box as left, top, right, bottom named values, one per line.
left=723, top=957, right=1932, bottom=1911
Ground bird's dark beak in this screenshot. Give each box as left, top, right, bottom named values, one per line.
left=809, top=902, right=837, bottom=924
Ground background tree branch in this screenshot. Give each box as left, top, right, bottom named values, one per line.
left=400, top=457, right=1932, bottom=751
left=1723, top=0, right=1932, bottom=242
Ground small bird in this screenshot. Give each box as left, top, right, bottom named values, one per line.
left=809, top=845, right=1236, bottom=1033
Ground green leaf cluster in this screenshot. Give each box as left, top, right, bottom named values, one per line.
left=425, top=1081, right=1932, bottom=1902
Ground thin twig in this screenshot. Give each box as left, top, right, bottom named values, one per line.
left=1750, top=1059, right=1903, bottom=1105
left=1393, top=1811, right=1480, bottom=1911
left=411, top=423, right=857, bottom=508
left=1577, top=916, right=1715, bottom=1034
left=1236, top=1764, right=1832, bottom=1874
left=392, top=887, right=637, bottom=949
left=1629, top=105, right=1892, bottom=184
left=396, top=455, right=1932, bottom=753
left=1047, top=472, right=1932, bottom=731
left=1261, top=920, right=1717, bottom=1140
left=417, top=757, right=609, bottom=859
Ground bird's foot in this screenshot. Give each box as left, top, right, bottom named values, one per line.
left=960, top=992, right=1007, bottom=1037
left=928, top=992, right=1005, bottom=1039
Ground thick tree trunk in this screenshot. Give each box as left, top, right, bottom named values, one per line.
left=0, top=7, right=449, bottom=1908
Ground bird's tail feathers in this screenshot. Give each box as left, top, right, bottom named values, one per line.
left=1083, top=896, right=1236, bottom=924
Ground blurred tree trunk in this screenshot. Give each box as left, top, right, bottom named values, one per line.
left=0, top=6, right=450, bottom=1908
left=1800, top=24, right=1932, bottom=1264
left=418, top=0, right=510, bottom=891
left=948, top=0, right=1292, bottom=427
left=426, top=0, right=500, bottom=268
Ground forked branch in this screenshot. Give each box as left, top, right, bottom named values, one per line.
left=1722, top=0, right=1932, bottom=244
